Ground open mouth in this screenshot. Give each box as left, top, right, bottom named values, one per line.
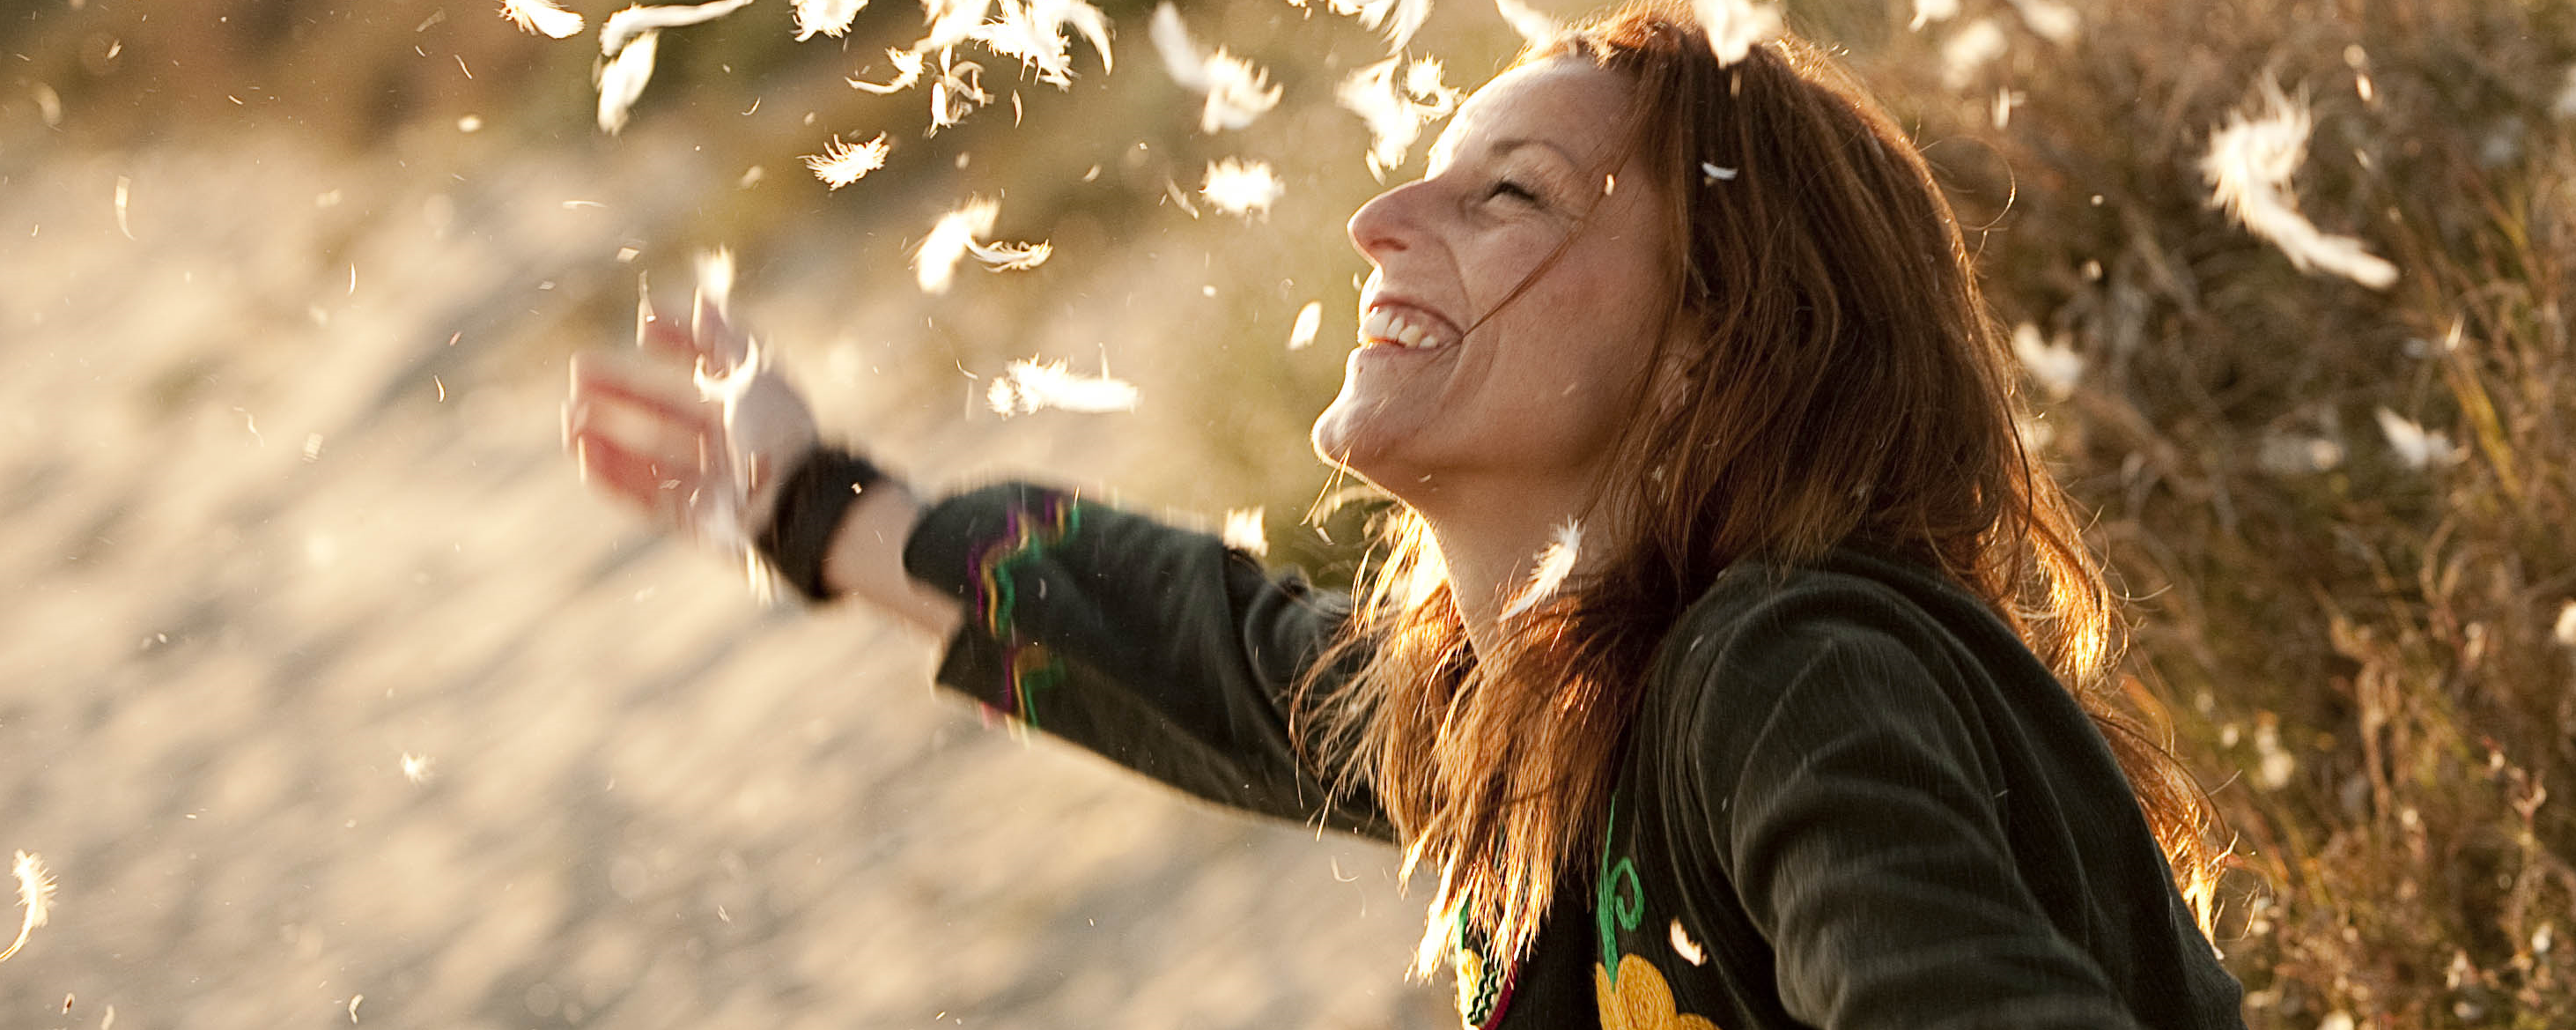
left=1358, top=301, right=1461, bottom=352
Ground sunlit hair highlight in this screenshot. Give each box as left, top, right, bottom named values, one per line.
left=1295, top=1, right=2224, bottom=972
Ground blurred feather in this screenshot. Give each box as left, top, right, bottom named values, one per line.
left=971, top=0, right=1113, bottom=87
left=601, top=0, right=757, bottom=56
left=2011, top=322, right=2083, bottom=400
left=1326, top=0, right=1431, bottom=53
left=1908, top=0, right=1958, bottom=31
left=1338, top=56, right=1459, bottom=177
left=501, top=0, right=586, bottom=39
left=1939, top=18, right=2006, bottom=90
left=1288, top=300, right=1324, bottom=351
left=849, top=48, right=925, bottom=93
left=1493, top=0, right=1559, bottom=47
left=1150, top=4, right=1282, bottom=132
left=2373, top=407, right=2458, bottom=470
left=793, top=0, right=867, bottom=39
left=1689, top=0, right=1782, bottom=68
left=915, top=198, right=998, bottom=293
left=986, top=359, right=1139, bottom=416
left=595, top=29, right=661, bottom=133
left=1, top=850, right=52, bottom=964
left=2004, top=0, right=2079, bottom=44
left=1202, top=158, right=1284, bottom=217
left=1222, top=508, right=1268, bottom=557
left=1501, top=519, right=1581, bottom=619
left=2201, top=78, right=2399, bottom=289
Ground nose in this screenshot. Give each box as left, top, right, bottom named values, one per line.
left=1345, top=178, right=1425, bottom=265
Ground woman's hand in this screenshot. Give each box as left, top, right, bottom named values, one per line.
left=564, top=282, right=818, bottom=559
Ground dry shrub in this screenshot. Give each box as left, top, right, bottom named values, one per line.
left=1852, top=0, right=2576, bottom=1025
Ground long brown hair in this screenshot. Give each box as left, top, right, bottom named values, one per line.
left=1295, top=2, right=2221, bottom=969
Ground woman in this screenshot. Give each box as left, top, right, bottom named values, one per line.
left=564, top=4, right=2248, bottom=1026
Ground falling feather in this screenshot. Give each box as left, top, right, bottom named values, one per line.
left=1493, top=0, right=1559, bottom=45
left=2010, top=322, right=2083, bottom=400
left=401, top=752, right=437, bottom=785
left=1669, top=918, right=1708, bottom=966
left=2004, top=0, right=2080, bottom=44
left=2373, top=408, right=2458, bottom=470
left=965, top=238, right=1052, bottom=271
left=971, top=0, right=1113, bottom=88
left=1338, top=56, right=1459, bottom=176
left=986, top=359, right=1139, bottom=415
left=1150, top=4, right=1282, bottom=132
left=600, top=0, right=757, bottom=57
left=1500, top=519, right=1580, bottom=619
left=1325, top=0, right=1432, bottom=53
left=2201, top=78, right=2399, bottom=289
left=915, top=199, right=999, bottom=293
left=1690, top=0, right=1782, bottom=68
left=1202, top=159, right=1284, bottom=217
left=804, top=132, right=890, bottom=188
left=1288, top=300, right=1324, bottom=350
left=501, top=0, right=586, bottom=38
left=1700, top=161, right=1737, bottom=182
left=850, top=48, right=925, bottom=93
left=1908, top=0, right=1958, bottom=31
left=596, top=29, right=661, bottom=133
left=1222, top=508, right=1268, bottom=557
left=2554, top=66, right=2576, bottom=120
left=1, top=850, right=52, bottom=964
left=793, top=0, right=867, bottom=39
left=1939, top=19, right=2007, bottom=90
left=2552, top=600, right=2576, bottom=649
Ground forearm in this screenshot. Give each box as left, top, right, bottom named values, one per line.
left=819, top=479, right=963, bottom=641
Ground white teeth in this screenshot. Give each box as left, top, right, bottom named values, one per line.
left=1362, top=305, right=1448, bottom=350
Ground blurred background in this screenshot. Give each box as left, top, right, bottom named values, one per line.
left=0, top=0, right=2570, bottom=1026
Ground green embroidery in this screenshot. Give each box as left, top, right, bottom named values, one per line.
left=1594, top=792, right=1643, bottom=982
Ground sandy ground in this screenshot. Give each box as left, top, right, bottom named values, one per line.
left=0, top=120, right=1450, bottom=1028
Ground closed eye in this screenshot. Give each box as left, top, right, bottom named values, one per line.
left=1487, top=177, right=1541, bottom=204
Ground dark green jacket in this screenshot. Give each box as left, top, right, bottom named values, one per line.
left=903, top=482, right=2247, bottom=1029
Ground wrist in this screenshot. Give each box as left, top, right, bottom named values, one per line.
left=755, top=445, right=888, bottom=602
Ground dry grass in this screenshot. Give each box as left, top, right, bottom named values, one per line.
left=3, top=0, right=2571, bottom=1026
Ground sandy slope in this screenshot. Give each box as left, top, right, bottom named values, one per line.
left=0, top=125, right=1445, bottom=1028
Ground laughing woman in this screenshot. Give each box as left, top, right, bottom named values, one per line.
left=565, top=4, right=2248, bottom=1026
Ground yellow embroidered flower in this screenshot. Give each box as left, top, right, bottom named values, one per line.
left=1594, top=953, right=1719, bottom=1030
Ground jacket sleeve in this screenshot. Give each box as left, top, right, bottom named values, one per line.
left=900, top=481, right=1390, bottom=840
left=1685, top=622, right=2146, bottom=1029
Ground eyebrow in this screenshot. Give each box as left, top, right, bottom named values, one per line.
left=1428, top=135, right=1583, bottom=176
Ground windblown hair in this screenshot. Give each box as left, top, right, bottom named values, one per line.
left=1294, top=1, right=2222, bottom=969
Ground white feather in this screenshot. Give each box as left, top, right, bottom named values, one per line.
left=1493, top=0, right=1559, bottom=47
left=793, top=0, right=868, bottom=39
left=1202, top=158, right=1285, bottom=218
left=2373, top=407, right=2459, bottom=471
left=1907, top=0, right=1958, bottom=32
left=1337, top=56, right=1459, bottom=177
left=1689, top=0, right=1783, bottom=69
left=2010, top=322, right=2083, bottom=401
left=502, top=0, right=587, bottom=38
left=1288, top=300, right=1324, bottom=351
left=1150, top=4, right=1281, bottom=132
left=1222, top=508, right=1268, bottom=557
left=914, top=198, right=999, bottom=293
left=2201, top=78, right=2399, bottom=289
left=601, top=0, right=757, bottom=56
left=1500, top=519, right=1581, bottom=619
left=849, top=48, right=925, bottom=93
left=1, top=850, right=53, bottom=964
left=595, top=28, right=661, bottom=133
left=803, top=132, right=890, bottom=188
left=986, top=359, right=1139, bottom=415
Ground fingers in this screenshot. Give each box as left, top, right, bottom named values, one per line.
left=570, top=350, right=703, bottom=424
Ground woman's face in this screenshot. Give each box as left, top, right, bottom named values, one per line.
left=1312, top=58, right=1680, bottom=501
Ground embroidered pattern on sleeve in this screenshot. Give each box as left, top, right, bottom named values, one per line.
left=967, top=493, right=1082, bottom=727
